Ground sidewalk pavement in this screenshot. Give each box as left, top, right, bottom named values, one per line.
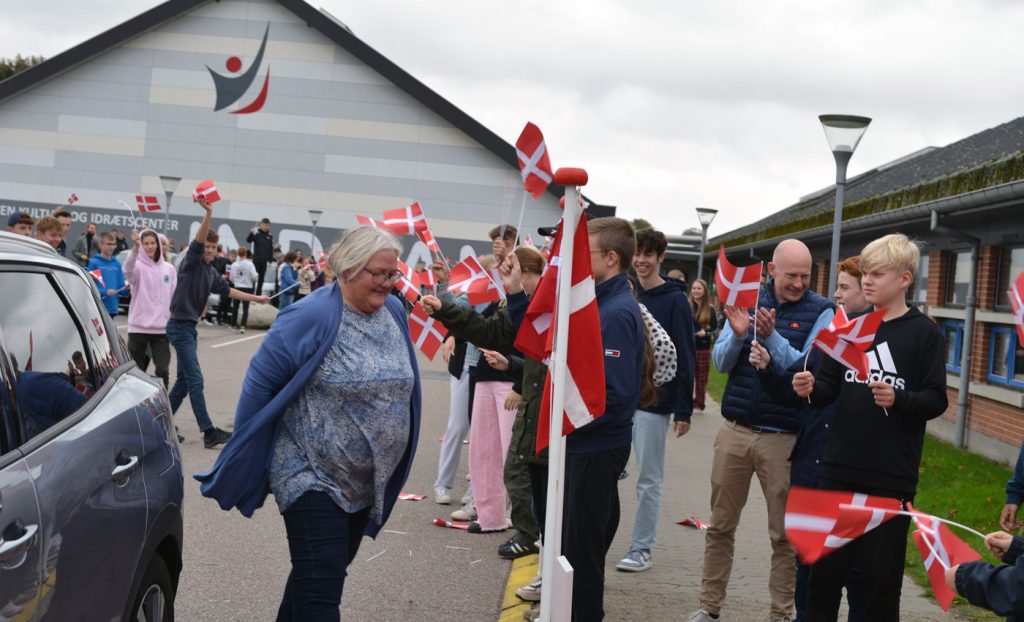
left=600, top=397, right=959, bottom=621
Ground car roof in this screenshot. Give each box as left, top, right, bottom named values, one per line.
left=0, top=230, right=80, bottom=271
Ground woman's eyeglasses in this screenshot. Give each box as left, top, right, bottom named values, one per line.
left=362, top=267, right=403, bottom=285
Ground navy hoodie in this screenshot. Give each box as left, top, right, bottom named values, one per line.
left=567, top=273, right=643, bottom=454
left=637, top=279, right=696, bottom=422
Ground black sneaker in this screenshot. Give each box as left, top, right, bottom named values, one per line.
left=467, top=521, right=506, bottom=534
left=498, top=536, right=539, bottom=559
left=203, top=427, right=232, bottom=449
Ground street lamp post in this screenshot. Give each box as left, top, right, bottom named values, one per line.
left=818, top=114, right=871, bottom=298
left=159, top=175, right=182, bottom=237
left=695, top=207, right=718, bottom=282
left=308, top=209, right=323, bottom=255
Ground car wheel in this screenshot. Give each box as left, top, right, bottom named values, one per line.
left=131, top=554, right=174, bottom=622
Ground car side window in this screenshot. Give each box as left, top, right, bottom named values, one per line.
left=0, top=346, right=16, bottom=455
left=0, top=271, right=92, bottom=444
left=53, top=270, right=123, bottom=386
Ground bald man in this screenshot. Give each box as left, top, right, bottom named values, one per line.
left=688, top=239, right=834, bottom=622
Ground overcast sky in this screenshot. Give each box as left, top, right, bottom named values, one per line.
left=4, top=0, right=1024, bottom=238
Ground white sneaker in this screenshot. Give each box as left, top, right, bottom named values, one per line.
left=515, top=575, right=542, bottom=602
left=461, top=488, right=473, bottom=505
left=434, top=489, right=452, bottom=505
left=451, top=503, right=477, bottom=521
left=465, top=472, right=471, bottom=481
left=687, top=610, right=719, bottom=622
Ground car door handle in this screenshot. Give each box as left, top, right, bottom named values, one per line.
left=0, top=523, right=38, bottom=567
left=111, top=455, right=139, bottom=485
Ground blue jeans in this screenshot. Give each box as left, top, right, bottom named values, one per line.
left=630, top=409, right=671, bottom=551
left=277, top=492, right=369, bottom=622
left=166, top=319, right=214, bottom=431
left=279, top=291, right=295, bottom=310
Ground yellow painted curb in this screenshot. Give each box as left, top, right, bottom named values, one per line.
left=498, top=553, right=539, bottom=622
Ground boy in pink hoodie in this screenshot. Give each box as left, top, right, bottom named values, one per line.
left=124, top=228, right=177, bottom=389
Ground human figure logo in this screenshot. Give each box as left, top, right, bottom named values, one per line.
left=207, top=24, right=271, bottom=114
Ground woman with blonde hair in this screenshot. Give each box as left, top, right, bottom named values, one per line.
left=688, top=278, right=718, bottom=415
left=196, top=226, right=422, bottom=621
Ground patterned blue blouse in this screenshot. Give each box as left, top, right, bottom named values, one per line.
left=269, top=302, right=414, bottom=520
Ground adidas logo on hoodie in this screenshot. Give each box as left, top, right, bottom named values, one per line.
left=843, top=342, right=907, bottom=390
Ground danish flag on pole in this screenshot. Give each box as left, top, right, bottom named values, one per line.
left=356, top=215, right=388, bottom=230
left=416, top=227, right=442, bottom=254
left=515, top=122, right=554, bottom=199
left=908, top=505, right=981, bottom=612
left=382, top=201, right=427, bottom=235
left=192, top=180, right=221, bottom=204
left=784, top=486, right=902, bottom=564
left=418, top=266, right=437, bottom=290
left=447, top=256, right=502, bottom=305
left=514, top=213, right=606, bottom=454
left=715, top=245, right=761, bottom=308
left=408, top=303, right=445, bottom=360
left=88, top=269, right=105, bottom=288
left=67, top=193, right=79, bottom=205
left=1009, top=271, right=1024, bottom=344
left=394, top=260, right=421, bottom=304
left=811, top=307, right=886, bottom=381
left=135, top=195, right=161, bottom=212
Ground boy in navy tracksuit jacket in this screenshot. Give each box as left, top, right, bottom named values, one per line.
left=617, top=228, right=695, bottom=573
left=564, top=217, right=644, bottom=622
left=952, top=531, right=1024, bottom=621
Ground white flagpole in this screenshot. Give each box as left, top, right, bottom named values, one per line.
left=539, top=180, right=581, bottom=622
left=117, top=200, right=139, bottom=230
left=513, top=190, right=528, bottom=247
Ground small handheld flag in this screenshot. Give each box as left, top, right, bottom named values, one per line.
left=715, top=246, right=761, bottom=308
left=192, top=180, right=221, bottom=204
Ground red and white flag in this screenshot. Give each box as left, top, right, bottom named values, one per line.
left=908, top=505, right=981, bottom=612
left=192, top=180, right=221, bottom=204
left=317, top=252, right=329, bottom=271
left=418, top=266, right=437, bottom=290
left=408, top=303, right=445, bottom=360
left=812, top=307, right=886, bottom=380
left=1009, top=271, right=1024, bottom=344
left=784, top=486, right=902, bottom=564
left=88, top=269, right=105, bottom=288
left=356, top=215, right=388, bottom=230
left=416, top=227, right=442, bottom=254
left=523, top=233, right=535, bottom=247
left=382, top=201, right=428, bottom=235
left=67, top=193, right=79, bottom=205
left=513, top=214, right=606, bottom=454
left=448, top=256, right=502, bottom=305
left=715, top=245, right=761, bottom=308
left=515, top=122, right=554, bottom=199
left=135, top=195, right=161, bottom=212
left=394, top=260, right=421, bottom=304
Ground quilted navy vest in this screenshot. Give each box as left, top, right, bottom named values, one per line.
left=720, top=280, right=833, bottom=431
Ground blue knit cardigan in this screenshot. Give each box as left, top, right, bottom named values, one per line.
left=194, top=283, right=422, bottom=537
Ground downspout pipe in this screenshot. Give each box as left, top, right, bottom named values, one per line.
left=930, top=210, right=980, bottom=449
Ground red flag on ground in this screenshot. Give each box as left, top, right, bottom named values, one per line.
left=516, top=122, right=554, bottom=199
left=908, top=506, right=981, bottom=612
left=88, top=269, right=105, bottom=288
left=408, top=303, right=444, bottom=360
left=67, top=193, right=79, bottom=204
left=447, top=256, right=502, bottom=305
left=784, top=486, right=902, bottom=564
left=715, top=245, right=761, bottom=308
left=1009, top=271, right=1024, bottom=344
left=382, top=201, right=427, bottom=235
left=192, top=180, right=221, bottom=204
left=513, top=213, right=606, bottom=454
left=135, top=195, right=161, bottom=212
left=416, top=227, right=442, bottom=254
left=394, top=260, right=421, bottom=305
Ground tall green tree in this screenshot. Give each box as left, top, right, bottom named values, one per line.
left=631, top=217, right=653, bottom=231
left=0, top=55, right=45, bottom=82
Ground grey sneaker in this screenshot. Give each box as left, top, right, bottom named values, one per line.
left=687, top=610, right=719, bottom=622
left=434, top=489, right=452, bottom=505
left=616, top=547, right=652, bottom=572
left=522, top=604, right=539, bottom=622
left=461, top=488, right=473, bottom=505
left=515, top=575, right=541, bottom=602
left=451, top=503, right=477, bottom=521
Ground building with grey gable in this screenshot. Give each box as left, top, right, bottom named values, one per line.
left=704, top=115, right=1024, bottom=465
left=0, top=0, right=612, bottom=265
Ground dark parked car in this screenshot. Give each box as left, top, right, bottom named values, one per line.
left=0, top=232, right=183, bottom=621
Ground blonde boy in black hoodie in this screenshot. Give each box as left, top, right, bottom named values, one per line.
left=792, top=233, right=948, bottom=621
